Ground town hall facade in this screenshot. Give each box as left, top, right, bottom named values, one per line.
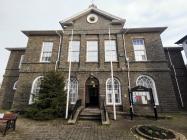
left=0, top=5, right=178, bottom=113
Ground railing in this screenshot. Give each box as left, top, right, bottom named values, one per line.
left=101, top=99, right=107, bottom=122
left=70, top=99, right=82, bottom=120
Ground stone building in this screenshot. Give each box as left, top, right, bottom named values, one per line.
left=176, top=35, right=187, bottom=60
left=164, top=47, right=187, bottom=110
left=0, top=5, right=178, bottom=113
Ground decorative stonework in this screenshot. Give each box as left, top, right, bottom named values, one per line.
left=87, top=14, right=98, bottom=24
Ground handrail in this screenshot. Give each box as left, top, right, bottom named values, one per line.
left=104, top=101, right=107, bottom=121
left=101, top=99, right=107, bottom=122
left=70, top=99, right=81, bottom=120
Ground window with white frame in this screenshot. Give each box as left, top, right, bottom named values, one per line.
left=29, top=76, right=43, bottom=104
left=133, top=39, right=147, bottom=61
left=69, top=78, right=78, bottom=104
left=19, top=55, right=24, bottom=69
left=136, top=75, right=159, bottom=105
left=40, top=42, right=53, bottom=62
left=86, top=41, right=98, bottom=62
left=104, top=40, right=117, bottom=62
left=13, top=81, right=18, bottom=90
left=65, top=78, right=78, bottom=104
left=106, top=78, right=121, bottom=105
left=68, top=41, right=80, bottom=62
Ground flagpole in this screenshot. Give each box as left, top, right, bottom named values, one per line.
left=65, top=29, right=74, bottom=119
left=109, top=27, right=116, bottom=120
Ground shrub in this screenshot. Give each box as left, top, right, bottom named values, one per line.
left=24, top=71, right=66, bottom=120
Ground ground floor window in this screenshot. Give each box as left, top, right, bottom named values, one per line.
left=65, top=78, right=79, bottom=104
left=136, top=75, right=159, bottom=105
left=69, top=78, right=78, bottom=104
left=13, top=80, right=18, bottom=90
left=29, top=76, right=43, bottom=104
left=106, top=78, right=121, bottom=105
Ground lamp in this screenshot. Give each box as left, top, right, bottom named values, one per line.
left=90, top=80, right=95, bottom=87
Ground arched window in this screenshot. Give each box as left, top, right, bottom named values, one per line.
left=66, top=78, right=78, bottom=104
left=136, top=75, right=159, bottom=105
left=13, top=81, right=18, bottom=90
left=29, top=76, right=43, bottom=104
left=106, top=78, right=121, bottom=105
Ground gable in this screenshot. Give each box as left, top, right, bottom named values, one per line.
left=60, top=5, right=125, bottom=31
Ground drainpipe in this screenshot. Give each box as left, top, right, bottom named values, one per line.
left=167, top=48, right=184, bottom=107
left=55, top=30, right=63, bottom=71
left=123, top=28, right=134, bottom=116
left=122, top=29, right=131, bottom=89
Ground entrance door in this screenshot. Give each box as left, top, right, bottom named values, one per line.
left=85, top=77, right=99, bottom=107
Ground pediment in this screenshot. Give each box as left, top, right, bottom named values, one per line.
left=60, top=5, right=125, bottom=28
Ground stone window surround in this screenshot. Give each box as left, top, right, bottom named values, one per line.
left=65, top=78, right=79, bottom=104
left=40, top=42, right=54, bottom=63
left=68, top=41, right=80, bottom=62
left=106, top=77, right=122, bottom=105
left=19, top=55, right=24, bottom=69
left=136, top=75, right=159, bottom=105
left=13, top=81, right=18, bottom=90
left=132, top=38, right=147, bottom=62
left=66, top=37, right=119, bottom=63
left=86, top=41, right=98, bottom=62
left=104, top=40, right=118, bottom=62
left=29, top=76, right=43, bottom=104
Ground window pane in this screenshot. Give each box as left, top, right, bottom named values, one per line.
left=133, top=45, right=145, bottom=51
left=105, top=52, right=117, bottom=61
left=43, top=42, right=53, bottom=51
left=68, top=41, right=80, bottom=62
left=19, top=55, right=24, bottom=69
left=87, top=52, right=98, bottom=62
left=71, top=45, right=80, bottom=52
left=105, top=40, right=117, bottom=62
left=133, top=39, right=147, bottom=61
left=136, top=75, right=159, bottom=105
left=71, top=52, right=80, bottom=62
left=66, top=78, right=78, bottom=104
left=87, top=41, right=98, bottom=51
left=29, top=77, right=43, bottom=104
left=41, top=42, right=53, bottom=62
left=86, top=41, right=98, bottom=62
left=133, top=39, right=144, bottom=45
left=106, top=78, right=121, bottom=104
left=105, top=40, right=116, bottom=47
left=134, top=51, right=146, bottom=61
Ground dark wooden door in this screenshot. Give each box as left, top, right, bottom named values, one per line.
left=88, top=86, right=98, bottom=107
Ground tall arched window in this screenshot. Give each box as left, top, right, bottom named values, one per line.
left=106, top=78, right=121, bottom=105
left=66, top=78, right=78, bottom=104
left=13, top=81, right=18, bottom=90
left=29, top=76, right=43, bottom=104
left=136, top=75, right=159, bottom=105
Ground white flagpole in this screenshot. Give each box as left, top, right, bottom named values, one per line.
left=109, top=27, right=116, bottom=120
left=65, top=29, right=74, bottom=119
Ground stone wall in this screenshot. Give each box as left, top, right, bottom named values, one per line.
left=164, top=48, right=187, bottom=110
left=0, top=11, right=179, bottom=112
left=0, top=50, right=25, bottom=109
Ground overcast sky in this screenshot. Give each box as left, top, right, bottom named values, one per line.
left=0, top=0, right=187, bottom=83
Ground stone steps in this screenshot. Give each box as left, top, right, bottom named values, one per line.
left=79, top=108, right=101, bottom=120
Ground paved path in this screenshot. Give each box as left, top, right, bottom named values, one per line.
left=0, top=113, right=187, bottom=140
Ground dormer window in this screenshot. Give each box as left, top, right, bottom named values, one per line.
left=87, top=14, right=98, bottom=24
